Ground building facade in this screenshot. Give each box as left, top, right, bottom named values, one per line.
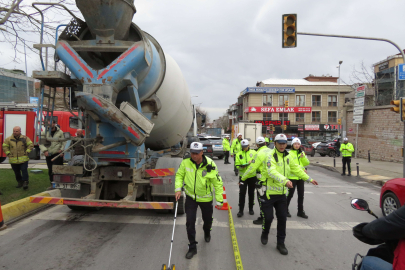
left=240, top=76, right=352, bottom=141
left=0, top=68, right=35, bottom=103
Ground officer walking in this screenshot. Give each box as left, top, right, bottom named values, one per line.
left=340, top=137, right=354, bottom=176
left=246, top=134, right=318, bottom=255
left=231, top=133, right=243, bottom=176
left=235, top=139, right=257, bottom=217
left=222, top=135, right=231, bottom=164
left=242, top=136, right=269, bottom=225
left=175, top=142, right=224, bottom=259
left=2, top=126, right=34, bottom=190
left=286, top=138, right=310, bottom=219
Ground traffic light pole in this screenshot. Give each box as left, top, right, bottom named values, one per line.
left=297, top=32, right=405, bottom=177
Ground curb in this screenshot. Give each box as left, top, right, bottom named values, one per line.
left=311, top=162, right=340, bottom=174
left=1, top=189, right=61, bottom=223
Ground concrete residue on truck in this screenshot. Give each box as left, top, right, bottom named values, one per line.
left=30, top=0, right=193, bottom=213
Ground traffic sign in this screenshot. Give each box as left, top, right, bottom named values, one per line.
left=355, top=91, right=365, bottom=98
left=353, top=115, right=363, bottom=124
left=267, top=126, right=270, bottom=131
left=399, top=64, right=405, bottom=80
left=354, top=97, right=365, bottom=106
left=353, top=106, right=364, bottom=115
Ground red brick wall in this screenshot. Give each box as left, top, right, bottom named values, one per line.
left=346, top=106, right=403, bottom=162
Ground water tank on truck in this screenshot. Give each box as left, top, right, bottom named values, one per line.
left=30, top=0, right=193, bottom=212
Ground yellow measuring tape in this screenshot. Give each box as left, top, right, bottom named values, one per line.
left=228, top=206, right=244, bottom=270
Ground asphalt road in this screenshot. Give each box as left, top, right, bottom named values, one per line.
left=0, top=157, right=383, bottom=270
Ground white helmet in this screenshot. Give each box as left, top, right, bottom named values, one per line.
left=344, top=137, right=349, bottom=141
left=241, top=139, right=249, bottom=147
left=256, top=136, right=266, bottom=144
left=274, top=134, right=288, bottom=143
left=291, top=138, right=301, bottom=145
left=237, top=133, right=242, bottom=137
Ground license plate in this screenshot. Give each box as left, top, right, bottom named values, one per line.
left=52, top=183, right=81, bottom=190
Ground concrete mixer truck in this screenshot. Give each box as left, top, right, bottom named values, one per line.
left=29, top=0, right=193, bottom=214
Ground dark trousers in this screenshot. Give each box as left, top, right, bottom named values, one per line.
left=233, top=155, right=238, bottom=174
left=257, top=190, right=264, bottom=219
left=342, top=156, right=351, bottom=174
left=335, top=148, right=340, bottom=157
left=239, top=176, right=256, bottom=211
left=287, top=179, right=305, bottom=213
left=46, top=153, right=63, bottom=182
left=185, top=195, right=213, bottom=248
left=261, top=194, right=288, bottom=244
left=224, top=151, right=229, bottom=163
left=11, top=161, right=29, bottom=184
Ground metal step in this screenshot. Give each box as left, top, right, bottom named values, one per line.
left=33, top=70, right=75, bottom=87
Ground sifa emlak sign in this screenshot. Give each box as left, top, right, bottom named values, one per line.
left=244, top=107, right=312, bottom=113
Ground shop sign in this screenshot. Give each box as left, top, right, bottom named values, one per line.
left=305, top=125, right=320, bottom=131
left=298, top=124, right=304, bottom=131
left=320, top=124, right=340, bottom=131
left=254, top=120, right=291, bottom=126
left=245, top=107, right=312, bottom=113
left=378, top=62, right=389, bottom=71
left=241, top=87, right=295, bottom=95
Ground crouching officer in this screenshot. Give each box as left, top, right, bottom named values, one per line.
left=175, top=142, right=224, bottom=259
left=235, top=139, right=257, bottom=217
left=259, top=134, right=318, bottom=255
left=242, top=136, right=271, bottom=224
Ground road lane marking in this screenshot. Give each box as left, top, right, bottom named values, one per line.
left=325, top=192, right=337, bottom=194
left=304, top=191, right=313, bottom=194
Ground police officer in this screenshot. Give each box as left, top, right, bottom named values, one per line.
left=265, top=136, right=270, bottom=147
left=175, top=142, right=224, bottom=259
left=235, top=139, right=257, bottom=217
left=340, top=137, right=354, bottom=176
left=248, top=134, right=318, bottom=255
left=231, top=133, right=243, bottom=176
left=243, top=136, right=269, bottom=225
left=222, top=135, right=231, bottom=164
left=287, top=137, right=310, bottom=219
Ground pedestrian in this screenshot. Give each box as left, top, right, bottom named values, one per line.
left=334, top=138, right=341, bottom=157
left=242, top=136, right=271, bottom=225
left=235, top=139, right=257, bottom=217
left=222, top=135, right=231, bottom=164
left=340, top=137, right=354, bottom=176
left=231, top=133, right=243, bottom=176
left=39, top=120, right=66, bottom=186
left=74, top=129, right=85, bottom=156
left=2, top=126, right=34, bottom=190
left=286, top=138, right=310, bottom=219
left=174, top=142, right=224, bottom=259
left=247, top=134, right=318, bottom=255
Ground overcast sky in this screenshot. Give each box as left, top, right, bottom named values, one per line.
left=2, top=0, right=405, bottom=120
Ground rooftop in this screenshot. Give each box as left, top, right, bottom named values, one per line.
left=261, top=78, right=348, bottom=86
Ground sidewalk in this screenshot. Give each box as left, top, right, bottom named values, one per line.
left=0, top=163, right=48, bottom=169
left=308, top=155, right=403, bottom=185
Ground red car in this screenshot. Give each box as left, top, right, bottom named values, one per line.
left=380, top=178, right=405, bottom=216
left=298, top=138, right=315, bottom=157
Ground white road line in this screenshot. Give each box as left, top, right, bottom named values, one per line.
left=304, top=191, right=314, bottom=194
left=371, top=193, right=380, bottom=196
left=325, top=192, right=337, bottom=194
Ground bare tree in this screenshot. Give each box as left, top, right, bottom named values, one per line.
left=217, top=115, right=229, bottom=131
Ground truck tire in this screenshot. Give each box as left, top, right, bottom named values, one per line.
left=0, top=157, right=6, bottom=164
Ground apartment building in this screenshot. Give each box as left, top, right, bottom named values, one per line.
left=240, top=76, right=352, bottom=141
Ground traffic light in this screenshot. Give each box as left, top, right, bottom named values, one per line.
left=283, top=125, right=287, bottom=130
left=282, top=14, right=297, bottom=48
left=338, top=118, right=341, bottom=125
left=272, top=125, right=275, bottom=131
left=390, top=98, right=405, bottom=121
left=285, top=100, right=289, bottom=108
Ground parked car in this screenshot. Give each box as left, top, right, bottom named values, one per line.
left=198, top=137, right=214, bottom=159
left=380, top=178, right=405, bottom=216
left=316, top=141, right=338, bottom=157
left=312, top=142, right=321, bottom=149
left=298, top=138, right=315, bottom=157
left=207, top=137, right=224, bottom=159
left=286, top=138, right=293, bottom=149
left=186, top=136, right=200, bottom=148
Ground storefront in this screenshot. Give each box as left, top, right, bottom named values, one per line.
left=303, top=124, right=340, bottom=142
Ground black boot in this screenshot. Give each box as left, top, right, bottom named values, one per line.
left=287, top=210, right=291, bottom=218
left=237, top=211, right=243, bottom=218
left=204, top=231, right=211, bottom=243
left=261, top=233, right=268, bottom=245
left=23, top=181, right=28, bottom=190
left=297, top=211, right=308, bottom=219
left=277, top=243, right=288, bottom=255
left=249, top=209, right=254, bottom=215
left=347, top=172, right=352, bottom=176
left=253, top=217, right=263, bottom=225
left=185, top=244, right=197, bottom=259
left=16, top=182, right=23, bottom=188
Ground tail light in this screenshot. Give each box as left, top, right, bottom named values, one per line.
left=53, top=175, right=75, bottom=183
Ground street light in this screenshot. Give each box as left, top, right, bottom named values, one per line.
left=337, top=61, right=343, bottom=137
left=191, top=96, right=200, bottom=136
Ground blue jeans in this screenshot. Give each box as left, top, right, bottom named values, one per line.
left=11, top=161, right=29, bottom=184
left=360, top=256, right=393, bottom=270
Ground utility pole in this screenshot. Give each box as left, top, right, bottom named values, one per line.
left=337, top=61, right=343, bottom=137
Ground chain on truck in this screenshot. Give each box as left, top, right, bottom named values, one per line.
left=29, top=0, right=193, bottom=213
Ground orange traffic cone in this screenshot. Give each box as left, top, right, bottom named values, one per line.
left=0, top=198, right=7, bottom=231
left=215, top=186, right=232, bottom=210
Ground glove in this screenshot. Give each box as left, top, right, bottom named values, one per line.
left=216, top=201, right=223, bottom=208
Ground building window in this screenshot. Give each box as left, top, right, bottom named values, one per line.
left=263, top=113, right=272, bottom=121
left=312, top=95, right=321, bottom=107
left=263, top=95, right=272, bottom=106
left=296, top=95, right=305, bottom=106
left=279, top=95, right=289, bottom=106
left=328, top=111, right=337, bottom=122
left=312, top=111, right=321, bottom=122
left=279, top=113, right=288, bottom=122
left=328, top=95, right=337, bottom=107
left=296, top=113, right=305, bottom=122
